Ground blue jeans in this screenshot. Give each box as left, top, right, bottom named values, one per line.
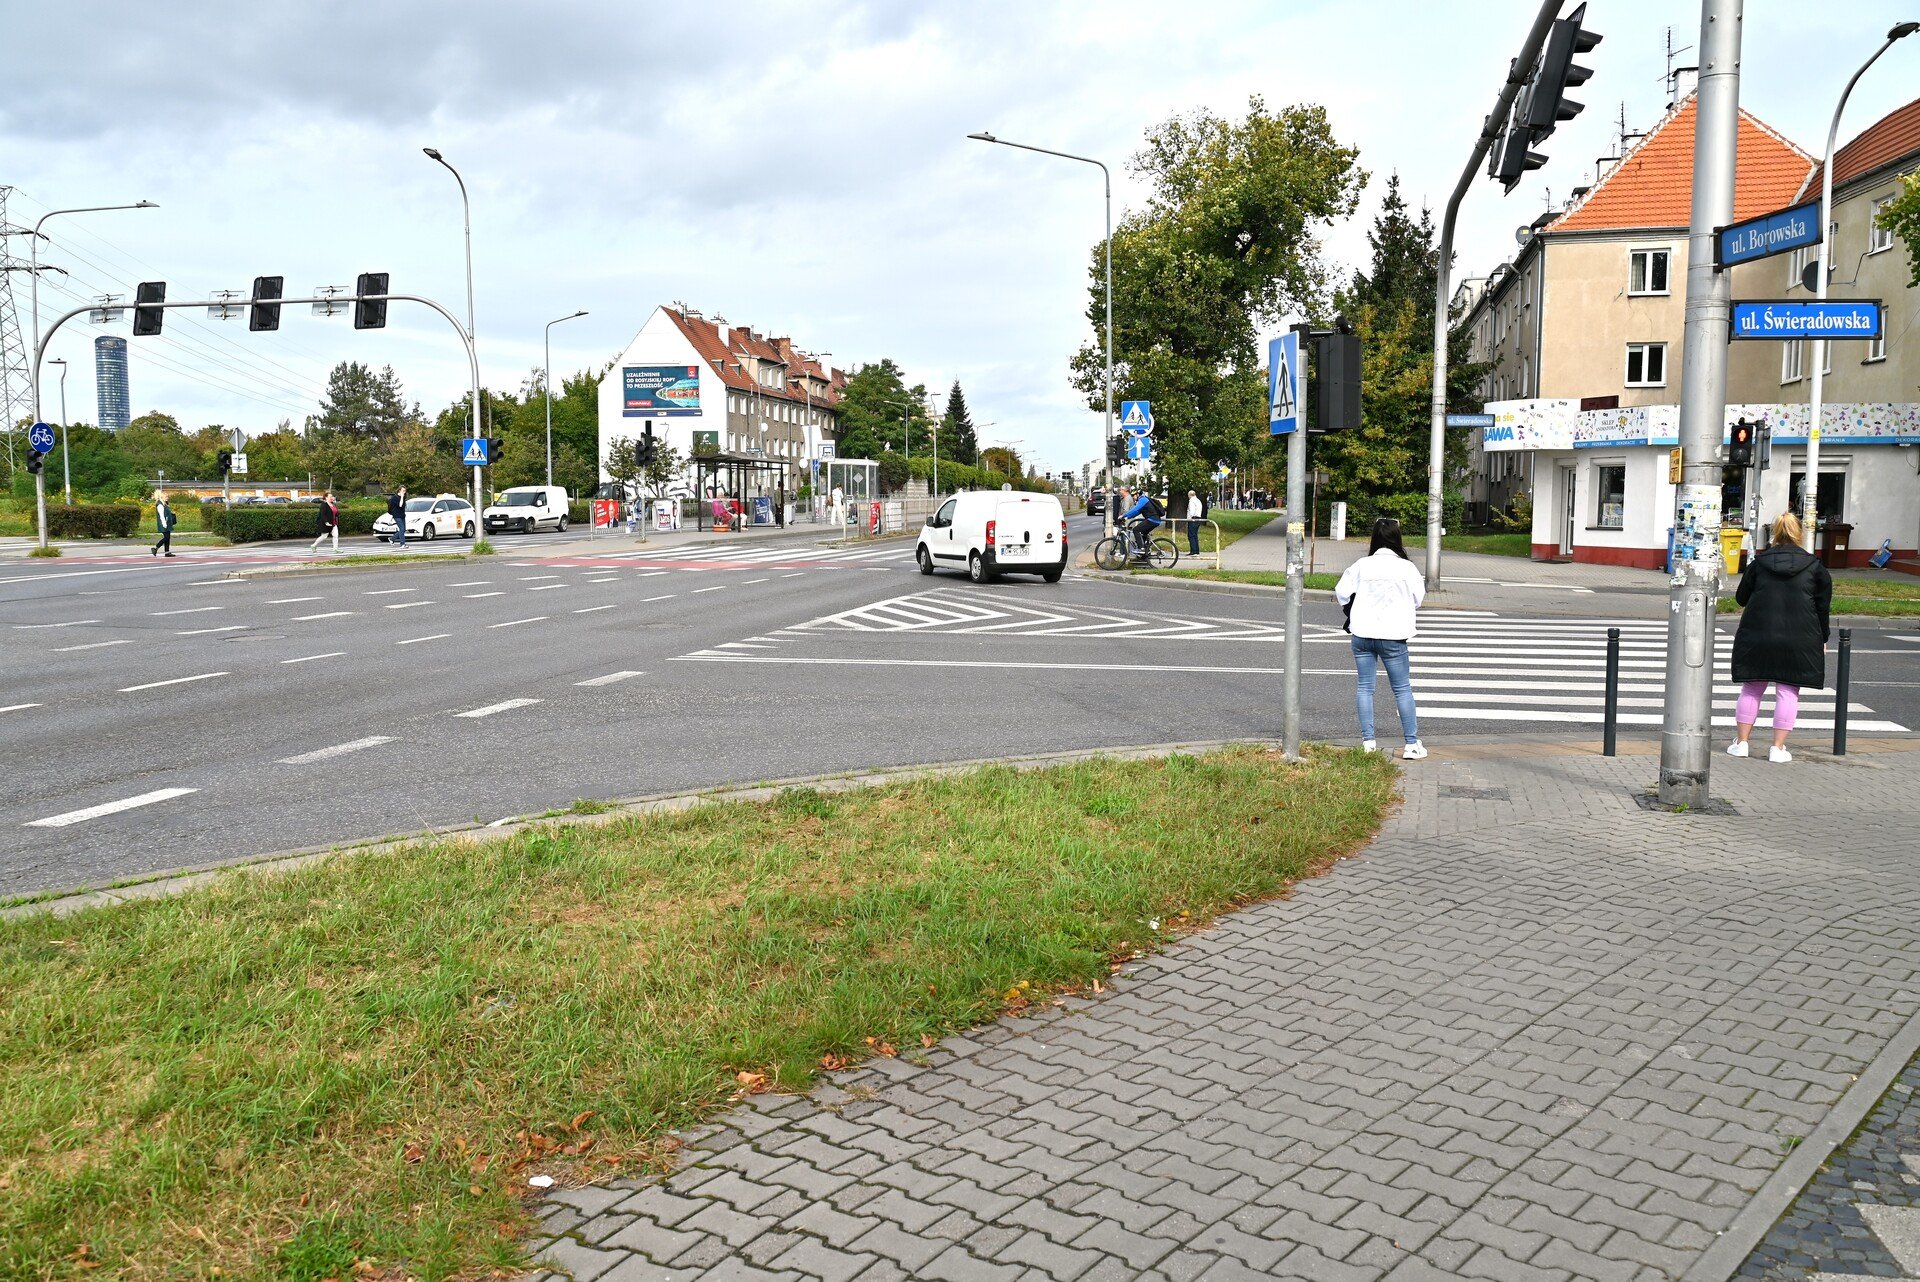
left=1352, top=636, right=1419, bottom=744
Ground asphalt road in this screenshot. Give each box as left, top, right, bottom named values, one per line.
left=4, top=516, right=1916, bottom=898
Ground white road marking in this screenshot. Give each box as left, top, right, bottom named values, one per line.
left=282, top=652, right=345, bottom=664
left=385, top=600, right=434, bottom=609
left=27, top=787, right=199, bottom=829
left=464, top=591, right=505, bottom=598
left=268, top=596, right=323, bottom=604
left=693, top=585, right=725, bottom=594
left=529, top=583, right=568, bottom=591
left=456, top=697, right=542, bottom=718
left=12, top=620, right=101, bottom=629
left=744, top=578, right=770, bottom=585
left=365, top=587, right=416, bottom=596
left=1, top=703, right=42, bottom=714
left=642, top=594, right=675, bottom=602
left=573, top=604, right=617, bottom=614
left=780, top=573, right=805, bottom=578
left=151, top=606, right=223, bottom=616
left=54, top=639, right=133, bottom=652
left=447, top=580, right=492, bottom=587
left=518, top=574, right=561, bottom=581
left=291, top=611, right=354, bottom=621
left=1890, top=634, right=1920, bottom=644
left=488, top=616, right=548, bottom=629
left=575, top=670, right=643, bottom=686
left=119, top=671, right=229, bottom=692
left=397, top=633, right=451, bottom=645
left=278, top=736, right=395, bottom=765
left=178, top=625, right=247, bottom=636
left=636, top=571, right=669, bottom=578
left=587, top=576, right=621, bottom=583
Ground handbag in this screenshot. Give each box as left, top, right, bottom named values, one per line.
left=1341, top=596, right=1354, bottom=634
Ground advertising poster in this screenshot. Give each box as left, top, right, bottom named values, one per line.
left=623, top=365, right=702, bottom=417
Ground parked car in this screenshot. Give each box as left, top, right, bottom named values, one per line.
left=483, top=486, right=570, bottom=534
left=916, top=490, right=1067, bottom=583
left=373, top=494, right=477, bottom=541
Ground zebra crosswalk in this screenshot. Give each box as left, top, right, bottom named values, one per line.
left=1332, top=612, right=1908, bottom=731
left=782, top=588, right=1291, bottom=640
left=555, top=542, right=910, bottom=570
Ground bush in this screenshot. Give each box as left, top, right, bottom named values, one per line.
left=337, top=501, right=386, bottom=535
left=207, top=504, right=330, bottom=543
left=47, top=503, right=142, bottom=539
left=567, top=500, right=590, bottom=525
left=1341, top=490, right=1465, bottom=538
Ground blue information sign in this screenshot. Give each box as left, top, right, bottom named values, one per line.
left=1267, top=333, right=1302, bottom=436
left=1730, top=299, right=1882, bottom=341
left=27, top=422, right=56, bottom=454
left=1124, top=435, right=1153, bottom=462
left=1119, top=400, right=1153, bottom=437
left=460, top=437, right=490, bottom=466
left=1716, top=201, right=1821, bottom=269
left=1446, top=413, right=1496, bottom=429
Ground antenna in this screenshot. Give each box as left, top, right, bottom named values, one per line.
left=1661, top=25, right=1698, bottom=104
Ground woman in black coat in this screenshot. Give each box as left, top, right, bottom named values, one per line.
left=1729, top=511, right=1832, bottom=763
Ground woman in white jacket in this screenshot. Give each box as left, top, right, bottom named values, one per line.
left=1333, top=517, right=1427, bottom=759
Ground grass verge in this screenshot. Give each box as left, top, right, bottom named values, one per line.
left=27, top=545, right=60, bottom=558
left=1720, top=577, right=1920, bottom=618
left=0, top=747, right=1393, bottom=1281
left=1141, top=567, right=1341, bottom=592
left=1401, top=532, right=1531, bottom=557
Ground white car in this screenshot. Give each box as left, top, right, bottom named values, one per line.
left=374, top=495, right=477, bottom=542
left=917, top=490, right=1067, bottom=583
left=484, top=486, right=571, bottom=535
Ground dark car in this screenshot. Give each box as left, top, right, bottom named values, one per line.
left=1087, top=489, right=1107, bottom=517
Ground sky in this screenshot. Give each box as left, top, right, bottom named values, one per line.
left=6, top=1, right=1917, bottom=474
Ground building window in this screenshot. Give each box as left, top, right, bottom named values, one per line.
left=1595, top=464, right=1626, bottom=528
left=1629, top=249, right=1670, bottom=295
left=1870, top=197, right=1895, bottom=253
left=1782, top=340, right=1804, bottom=383
left=1625, top=343, right=1666, bottom=387
left=1787, top=246, right=1810, bottom=290
left=1788, top=470, right=1846, bottom=524
left=1867, top=330, right=1887, bottom=362
left=1518, top=357, right=1530, bottom=397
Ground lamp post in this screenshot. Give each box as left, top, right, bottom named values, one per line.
left=27, top=201, right=157, bottom=422
left=49, top=358, right=68, bottom=503
left=543, top=308, right=588, bottom=487
left=1801, top=21, right=1919, bottom=550
left=968, top=131, right=1115, bottom=536
left=423, top=147, right=482, bottom=519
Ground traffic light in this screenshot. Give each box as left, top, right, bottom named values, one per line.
left=1522, top=3, right=1602, bottom=140
left=1729, top=420, right=1756, bottom=468
left=1756, top=421, right=1773, bottom=470
left=354, top=272, right=389, bottom=330
left=487, top=437, right=504, bottom=464
left=249, top=276, right=284, bottom=332
left=132, top=281, right=167, bottom=336
left=1314, top=323, right=1362, bottom=431
left=26, top=451, right=44, bottom=475
left=1491, top=113, right=1548, bottom=192
left=1107, top=437, right=1124, bottom=467
left=637, top=425, right=657, bottom=464
left=217, top=450, right=233, bottom=476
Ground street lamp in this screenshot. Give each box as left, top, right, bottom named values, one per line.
left=544, top=308, right=588, bottom=487
left=969, top=131, right=1114, bottom=536
left=27, top=201, right=157, bottom=421
left=423, top=147, right=482, bottom=519
left=48, top=358, right=68, bottom=503
left=1801, top=21, right=1919, bottom=551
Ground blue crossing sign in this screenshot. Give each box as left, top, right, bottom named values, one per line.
left=1716, top=200, right=1821, bottom=269
left=1119, top=400, right=1153, bottom=437
left=1267, top=333, right=1302, bottom=436
left=28, top=422, right=56, bottom=454
left=1124, top=435, right=1153, bottom=462
left=460, top=437, right=490, bottom=466
left=1730, top=300, right=1882, bottom=341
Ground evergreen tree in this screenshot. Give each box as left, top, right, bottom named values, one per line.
left=1340, top=174, right=1437, bottom=333
left=318, top=362, right=409, bottom=440
left=942, top=380, right=979, bottom=465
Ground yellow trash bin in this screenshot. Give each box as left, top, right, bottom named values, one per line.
left=1719, top=526, right=1747, bottom=571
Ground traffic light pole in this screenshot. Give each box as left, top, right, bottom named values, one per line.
left=29, top=292, right=482, bottom=552
left=1282, top=324, right=1312, bottom=761
left=1658, top=0, right=1742, bottom=808
left=1425, top=0, right=1565, bottom=588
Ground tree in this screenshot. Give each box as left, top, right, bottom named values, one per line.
left=241, top=426, right=308, bottom=482
left=119, top=412, right=204, bottom=481
left=318, top=362, right=409, bottom=440
left=1071, top=97, right=1366, bottom=497
left=1877, top=173, right=1920, bottom=286
left=836, top=360, right=916, bottom=462
left=604, top=437, right=644, bottom=500
left=305, top=430, right=375, bottom=493
left=942, top=381, right=979, bottom=465
left=979, top=445, right=1023, bottom=479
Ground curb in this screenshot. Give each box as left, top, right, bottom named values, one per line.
left=1, top=738, right=1284, bottom=921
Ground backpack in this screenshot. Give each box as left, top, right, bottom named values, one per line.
left=1142, top=496, right=1164, bottom=521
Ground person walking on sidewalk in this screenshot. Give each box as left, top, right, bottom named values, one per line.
left=151, top=491, right=177, bottom=558
left=311, top=491, right=340, bottom=553
left=1729, top=511, right=1832, bottom=764
left=386, top=485, right=408, bottom=548
left=1335, top=517, right=1428, bottom=760
left=1185, top=489, right=1205, bottom=556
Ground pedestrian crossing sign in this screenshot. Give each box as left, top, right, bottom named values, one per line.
left=461, top=437, right=490, bottom=466
left=1268, top=332, right=1301, bottom=436
left=1120, top=400, right=1153, bottom=437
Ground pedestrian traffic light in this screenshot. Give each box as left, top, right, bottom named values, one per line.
left=132, top=281, right=167, bottom=336
left=217, top=450, right=233, bottom=476
left=354, top=272, right=389, bottom=330
left=1314, top=323, right=1362, bottom=431
left=1729, top=420, right=1756, bottom=468
left=1522, top=3, right=1602, bottom=140
left=1106, top=437, right=1124, bottom=467
left=249, top=275, right=283, bottom=332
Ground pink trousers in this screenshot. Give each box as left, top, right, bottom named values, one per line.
left=1736, top=681, right=1799, bottom=730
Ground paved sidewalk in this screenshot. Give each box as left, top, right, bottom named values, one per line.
left=529, top=739, right=1920, bottom=1282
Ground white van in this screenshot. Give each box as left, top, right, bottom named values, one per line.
left=483, top=486, right=570, bottom=535
left=916, top=490, right=1067, bottom=583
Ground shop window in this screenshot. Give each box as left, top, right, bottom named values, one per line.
left=1594, top=464, right=1626, bottom=528
left=1625, top=343, right=1666, bottom=387
left=1629, top=249, right=1670, bottom=295
left=1788, top=471, right=1846, bottom=525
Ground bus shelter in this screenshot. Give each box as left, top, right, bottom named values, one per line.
left=692, top=454, right=793, bottom=531
left=824, top=458, right=879, bottom=531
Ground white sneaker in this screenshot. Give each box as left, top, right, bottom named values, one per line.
left=1401, top=742, right=1428, bottom=761
left=1769, top=745, right=1793, bottom=763
left=1361, top=740, right=1377, bottom=754
left=1726, top=741, right=1749, bottom=758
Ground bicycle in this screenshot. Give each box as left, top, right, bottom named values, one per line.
left=1093, top=527, right=1180, bottom=570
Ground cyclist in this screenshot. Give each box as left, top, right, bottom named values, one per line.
left=1121, top=489, right=1165, bottom=556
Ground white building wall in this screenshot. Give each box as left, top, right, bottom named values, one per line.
left=596, top=307, right=716, bottom=493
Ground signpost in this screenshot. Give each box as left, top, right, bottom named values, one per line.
left=1714, top=199, right=1820, bottom=269
left=1267, top=333, right=1302, bottom=437
left=229, top=452, right=249, bottom=476
left=1119, top=400, right=1154, bottom=437
left=28, top=423, right=54, bottom=549
left=1124, top=435, right=1152, bottom=462
left=1730, top=299, right=1882, bottom=341
left=1272, top=326, right=1307, bottom=759
left=461, top=437, right=491, bottom=466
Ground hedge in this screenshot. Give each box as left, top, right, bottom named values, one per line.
left=1336, top=490, right=1466, bottom=537
left=48, top=503, right=141, bottom=539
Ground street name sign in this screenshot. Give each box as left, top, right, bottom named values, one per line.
left=1119, top=400, right=1153, bottom=437
left=1730, top=300, right=1882, bottom=341
left=27, top=422, right=55, bottom=454
left=1267, top=332, right=1301, bottom=436
left=1446, top=413, right=1496, bottom=429
left=1124, top=435, right=1152, bottom=462
left=461, top=437, right=490, bottom=466
left=1715, top=200, right=1820, bottom=269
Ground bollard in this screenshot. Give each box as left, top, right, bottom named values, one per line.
left=1603, top=627, right=1621, bottom=757
left=1833, top=627, right=1852, bottom=756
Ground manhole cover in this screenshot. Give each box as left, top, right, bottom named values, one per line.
left=1440, top=786, right=1510, bottom=801
left=1634, top=791, right=1740, bottom=816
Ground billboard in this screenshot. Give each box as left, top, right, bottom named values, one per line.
left=623, top=364, right=702, bottom=417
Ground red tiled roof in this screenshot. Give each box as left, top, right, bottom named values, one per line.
left=1549, top=95, right=1814, bottom=233
left=1801, top=95, right=1920, bottom=196
left=662, top=308, right=845, bottom=407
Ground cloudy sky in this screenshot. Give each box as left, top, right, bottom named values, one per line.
left=7, top=1, right=1916, bottom=472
